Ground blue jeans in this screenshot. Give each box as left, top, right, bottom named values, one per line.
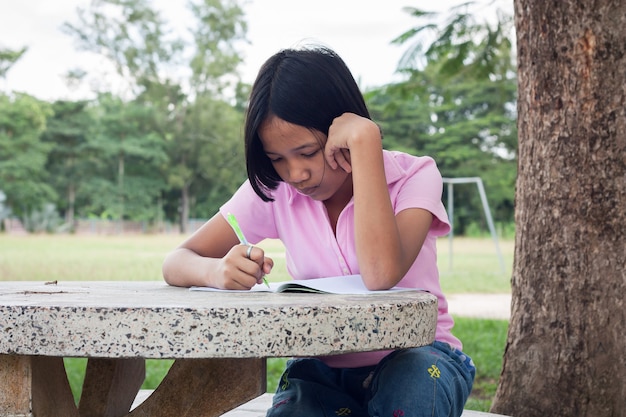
left=266, top=341, right=475, bottom=417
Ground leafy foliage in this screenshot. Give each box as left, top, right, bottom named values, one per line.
left=368, top=0, right=517, bottom=232
left=0, top=93, right=56, bottom=218
left=42, top=100, right=95, bottom=227
left=0, top=47, right=28, bottom=79
left=84, top=93, right=168, bottom=221
left=60, top=0, right=248, bottom=232
left=1, top=1, right=518, bottom=234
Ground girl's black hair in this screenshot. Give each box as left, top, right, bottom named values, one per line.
left=244, top=45, right=371, bottom=201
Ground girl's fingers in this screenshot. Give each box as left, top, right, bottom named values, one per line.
left=336, top=149, right=352, bottom=173
left=263, top=257, right=274, bottom=274
left=325, top=146, right=339, bottom=169
left=325, top=146, right=352, bottom=172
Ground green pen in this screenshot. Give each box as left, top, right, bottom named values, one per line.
left=227, top=212, right=270, bottom=288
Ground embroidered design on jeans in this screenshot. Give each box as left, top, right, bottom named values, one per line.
left=428, top=364, right=441, bottom=378
left=273, top=398, right=290, bottom=409
left=280, top=371, right=290, bottom=390
left=335, top=407, right=352, bottom=415
left=393, top=410, right=405, bottom=416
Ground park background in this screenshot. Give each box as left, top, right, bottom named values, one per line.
left=0, top=0, right=516, bottom=237
left=1, top=0, right=516, bottom=413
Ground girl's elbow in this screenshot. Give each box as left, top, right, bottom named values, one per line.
left=360, top=262, right=404, bottom=290
left=162, top=252, right=183, bottom=286
left=162, top=263, right=176, bottom=286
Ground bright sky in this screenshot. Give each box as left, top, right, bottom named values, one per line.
left=0, top=0, right=473, bottom=101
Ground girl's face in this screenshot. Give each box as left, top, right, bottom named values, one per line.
left=258, top=116, right=351, bottom=202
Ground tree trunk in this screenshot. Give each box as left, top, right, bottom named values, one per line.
left=118, top=151, right=125, bottom=233
left=180, top=184, right=190, bottom=234
left=491, top=1, right=626, bottom=416
left=66, top=183, right=75, bottom=229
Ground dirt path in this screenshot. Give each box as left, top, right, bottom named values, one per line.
left=447, top=293, right=512, bottom=320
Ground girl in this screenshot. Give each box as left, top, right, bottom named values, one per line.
left=162, top=45, right=475, bottom=417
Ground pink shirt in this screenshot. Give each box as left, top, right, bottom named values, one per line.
left=220, top=150, right=461, bottom=367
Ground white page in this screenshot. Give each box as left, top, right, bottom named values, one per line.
left=190, top=274, right=420, bottom=295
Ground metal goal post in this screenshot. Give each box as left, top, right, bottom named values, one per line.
left=442, top=177, right=505, bottom=272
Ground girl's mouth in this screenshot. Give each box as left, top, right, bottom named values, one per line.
left=295, top=186, right=317, bottom=196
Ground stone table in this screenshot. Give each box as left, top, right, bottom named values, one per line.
left=0, top=281, right=437, bottom=417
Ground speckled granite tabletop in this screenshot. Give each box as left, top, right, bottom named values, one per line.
left=0, top=281, right=437, bottom=359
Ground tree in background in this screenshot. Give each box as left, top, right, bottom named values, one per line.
left=62, top=0, right=183, bottom=98
left=491, top=0, right=625, bottom=415
left=1, top=47, right=60, bottom=230
left=0, top=93, right=56, bottom=222
left=86, top=93, right=168, bottom=224
left=0, top=47, right=27, bottom=80
left=63, top=0, right=247, bottom=232
left=372, top=1, right=517, bottom=234
left=158, top=0, right=247, bottom=232
left=42, top=100, right=94, bottom=229
left=168, top=95, right=245, bottom=222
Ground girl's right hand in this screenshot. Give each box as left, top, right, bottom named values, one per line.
left=324, top=112, right=382, bottom=172
left=215, top=245, right=273, bottom=290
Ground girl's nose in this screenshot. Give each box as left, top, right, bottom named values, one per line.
left=287, top=161, right=310, bottom=183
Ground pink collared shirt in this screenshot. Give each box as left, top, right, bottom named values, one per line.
left=220, top=150, right=461, bottom=368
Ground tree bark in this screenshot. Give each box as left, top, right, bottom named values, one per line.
left=491, top=1, right=626, bottom=416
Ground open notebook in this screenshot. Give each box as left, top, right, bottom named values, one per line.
left=190, top=274, right=420, bottom=295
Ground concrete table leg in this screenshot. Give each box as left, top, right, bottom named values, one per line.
left=31, top=356, right=80, bottom=417
left=79, top=358, right=146, bottom=417
left=129, top=358, right=266, bottom=417
left=0, top=355, right=33, bottom=417
left=0, top=354, right=79, bottom=417
left=1, top=355, right=264, bottom=417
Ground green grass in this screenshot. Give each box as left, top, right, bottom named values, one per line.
left=453, top=317, right=508, bottom=411
left=0, top=234, right=512, bottom=293
left=437, top=236, right=513, bottom=294
left=2, top=234, right=511, bottom=411
left=0, top=234, right=173, bottom=282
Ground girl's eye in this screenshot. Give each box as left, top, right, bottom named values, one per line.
left=303, top=150, right=319, bottom=158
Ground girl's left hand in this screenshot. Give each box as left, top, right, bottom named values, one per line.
left=325, top=113, right=381, bottom=172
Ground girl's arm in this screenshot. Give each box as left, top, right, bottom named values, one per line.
left=162, top=213, right=273, bottom=289
left=325, top=113, right=433, bottom=290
